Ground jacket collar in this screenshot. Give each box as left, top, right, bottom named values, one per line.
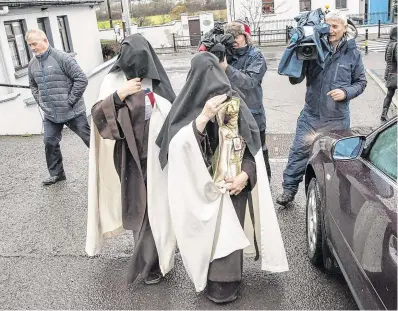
left=36, top=46, right=51, bottom=61
left=332, top=38, right=357, bottom=55
left=233, top=45, right=250, bottom=56
left=346, top=38, right=357, bottom=50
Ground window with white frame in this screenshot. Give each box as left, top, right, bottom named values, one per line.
left=336, top=0, right=347, bottom=9
left=299, top=0, right=311, bottom=12
left=57, top=16, right=72, bottom=53
left=262, top=0, right=275, bottom=14
left=4, top=20, right=30, bottom=70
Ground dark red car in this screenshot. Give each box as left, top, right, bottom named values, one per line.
left=305, top=117, right=397, bottom=310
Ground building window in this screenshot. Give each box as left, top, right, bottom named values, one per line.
left=4, top=20, right=30, bottom=71
left=37, top=17, right=54, bottom=46
left=57, top=16, right=72, bottom=53
left=262, top=0, right=274, bottom=14
left=336, top=0, right=347, bottom=9
left=37, top=18, right=46, bottom=33
left=300, top=0, right=311, bottom=12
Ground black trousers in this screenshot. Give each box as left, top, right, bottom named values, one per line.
left=382, top=87, right=396, bottom=118
left=260, top=130, right=271, bottom=181
left=43, top=114, right=90, bottom=176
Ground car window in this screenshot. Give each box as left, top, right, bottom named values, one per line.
left=368, top=123, right=397, bottom=180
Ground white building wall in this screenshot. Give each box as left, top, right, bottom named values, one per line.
left=0, top=5, right=102, bottom=85
left=0, top=31, right=11, bottom=97
left=228, top=0, right=363, bottom=23
left=229, top=0, right=299, bottom=22
left=98, top=12, right=213, bottom=49
left=98, top=20, right=195, bottom=49
left=0, top=5, right=104, bottom=135
left=0, top=60, right=114, bottom=135
left=199, top=12, right=215, bottom=35
left=47, top=5, right=103, bottom=73
left=181, top=14, right=190, bottom=37
left=311, top=0, right=362, bottom=14
left=98, top=28, right=119, bottom=41
left=138, top=21, right=183, bottom=48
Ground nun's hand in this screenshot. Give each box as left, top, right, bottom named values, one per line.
left=117, top=78, right=142, bottom=101
left=225, top=172, right=249, bottom=196
left=202, top=94, right=228, bottom=121
left=220, top=57, right=228, bottom=71
left=195, top=94, right=228, bottom=133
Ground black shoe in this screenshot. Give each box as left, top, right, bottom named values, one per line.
left=42, top=174, right=66, bottom=186
left=206, top=280, right=239, bottom=304
left=276, top=191, right=295, bottom=206
left=144, top=271, right=162, bottom=285
left=380, top=115, right=388, bottom=122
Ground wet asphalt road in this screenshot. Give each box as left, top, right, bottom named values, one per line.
left=0, top=131, right=357, bottom=309
left=1, top=48, right=386, bottom=309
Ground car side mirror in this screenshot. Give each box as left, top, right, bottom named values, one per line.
left=332, top=136, right=366, bottom=161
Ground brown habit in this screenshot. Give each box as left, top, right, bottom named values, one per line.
left=192, top=121, right=257, bottom=283
left=91, top=91, right=158, bottom=282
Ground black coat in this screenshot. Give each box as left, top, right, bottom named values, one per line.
left=384, top=26, right=397, bottom=89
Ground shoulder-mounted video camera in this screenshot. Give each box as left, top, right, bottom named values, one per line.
left=199, top=22, right=235, bottom=62
left=288, top=8, right=358, bottom=61
left=288, top=25, right=320, bottom=60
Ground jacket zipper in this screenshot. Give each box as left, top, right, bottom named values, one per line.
left=333, top=62, right=339, bottom=81
left=41, top=58, right=57, bottom=122
left=319, top=55, right=335, bottom=108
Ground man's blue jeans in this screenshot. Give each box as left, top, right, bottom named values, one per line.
left=282, top=111, right=350, bottom=195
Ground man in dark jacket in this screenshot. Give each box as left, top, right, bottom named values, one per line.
left=277, top=10, right=367, bottom=206
left=381, top=26, right=397, bottom=121
left=221, top=21, right=272, bottom=181
left=26, top=29, right=90, bottom=186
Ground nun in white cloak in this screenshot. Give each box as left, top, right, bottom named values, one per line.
left=155, top=52, right=289, bottom=303
left=86, top=34, right=176, bottom=285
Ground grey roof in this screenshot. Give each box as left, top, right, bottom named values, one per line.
left=0, top=0, right=104, bottom=7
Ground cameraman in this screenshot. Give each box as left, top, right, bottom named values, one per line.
left=220, top=21, right=271, bottom=181
left=276, top=10, right=367, bottom=206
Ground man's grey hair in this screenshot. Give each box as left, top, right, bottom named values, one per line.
left=25, top=29, right=48, bottom=41
left=325, top=10, right=348, bottom=26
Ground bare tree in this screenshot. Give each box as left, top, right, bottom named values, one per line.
left=136, top=15, right=150, bottom=26
left=132, top=0, right=151, bottom=26
left=239, top=0, right=290, bottom=32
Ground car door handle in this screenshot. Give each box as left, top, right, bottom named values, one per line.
left=389, top=235, right=397, bottom=265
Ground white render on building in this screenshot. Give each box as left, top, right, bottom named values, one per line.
left=0, top=0, right=106, bottom=135
left=226, top=0, right=391, bottom=23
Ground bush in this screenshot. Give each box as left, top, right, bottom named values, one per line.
left=213, top=9, right=227, bottom=21
left=169, top=5, right=187, bottom=21
left=100, top=40, right=121, bottom=61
